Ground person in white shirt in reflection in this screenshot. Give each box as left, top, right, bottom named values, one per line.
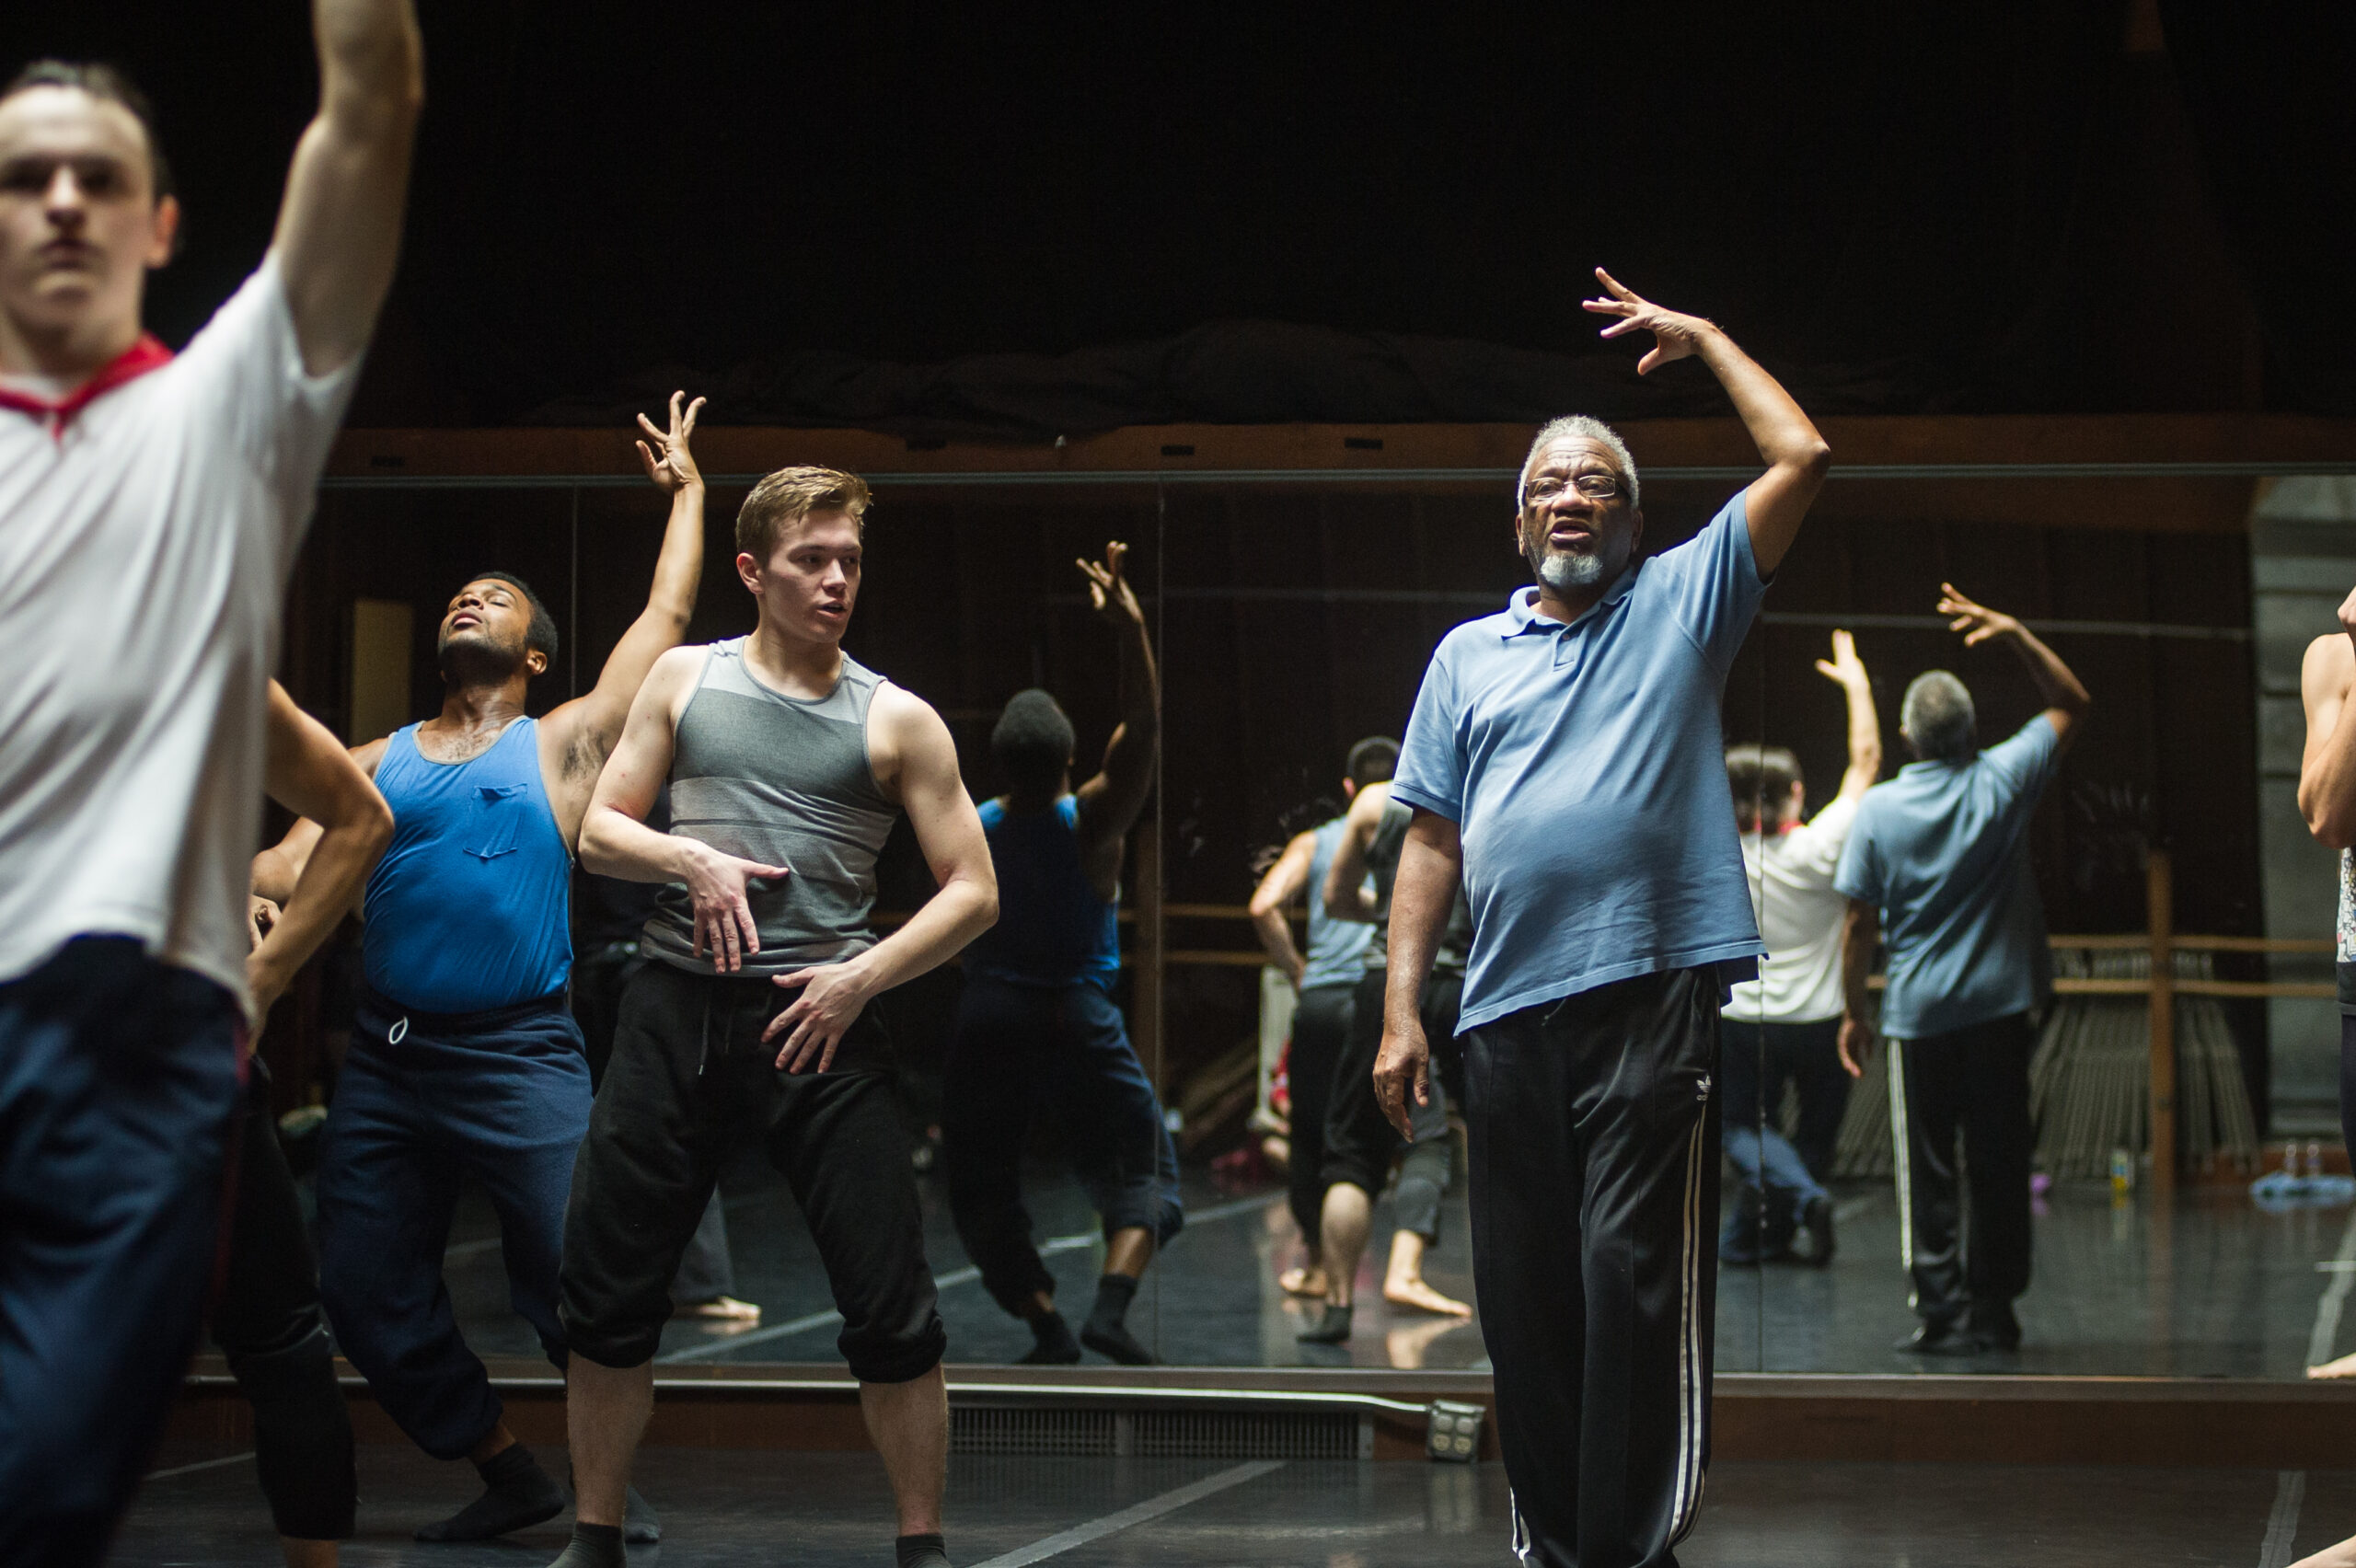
left=1720, top=630, right=1881, bottom=1266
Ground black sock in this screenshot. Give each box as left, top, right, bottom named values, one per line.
left=1019, top=1310, right=1081, bottom=1365
left=623, top=1484, right=662, bottom=1545
left=1088, top=1274, right=1138, bottom=1331
left=414, top=1441, right=567, bottom=1542
left=897, top=1530, right=952, bottom=1568
left=1296, top=1303, right=1353, bottom=1344
left=1080, top=1274, right=1153, bottom=1365
left=546, top=1520, right=626, bottom=1568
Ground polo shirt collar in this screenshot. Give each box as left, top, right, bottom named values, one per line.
left=1501, top=559, right=1641, bottom=637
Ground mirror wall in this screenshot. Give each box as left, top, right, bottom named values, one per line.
left=270, top=458, right=2350, bottom=1378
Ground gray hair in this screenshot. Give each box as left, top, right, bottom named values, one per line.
left=1518, top=416, right=1640, bottom=511
left=1900, top=671, right=1977, bottom=762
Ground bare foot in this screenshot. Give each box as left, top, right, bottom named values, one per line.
left=1385, top=1313, right=1474, bottom=1369
left=1279, top=1266, right=1329, bottom=1298
left=1384, top=1274, right=1473, bottom=1317
left=2289, top=1534, right=2356, bottom=1568
left=682, top=1295, right=762, bottom=1322
left=2310, top=1351, right=2356, bottom=1380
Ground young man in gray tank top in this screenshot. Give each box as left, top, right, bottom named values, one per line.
left=554, top=467, right=999, bottom=1568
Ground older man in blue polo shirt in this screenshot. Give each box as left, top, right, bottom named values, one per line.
left=1374, top=269, right=1830, bottom=1568
left=1833, top=585, right=2090, bottom=1358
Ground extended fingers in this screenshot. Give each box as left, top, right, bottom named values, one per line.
left=680, top=396, right=704, bottom=437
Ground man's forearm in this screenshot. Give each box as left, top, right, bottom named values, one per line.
left=1383, top=834, right=1459, bottom=1031
left=1251, top=910, right=1306, bottom=975
left=1118, top=617, right=1161, bottom=749
left=1838, top=678, right=1882, bottom=797
left=645, top=483, right=706, bottom=625
left=254, top=821, right=378, bottom=992
left=1840, top=909, right=1878, bottom=1024
left=317, top=0, right=424, bottom=99
left=1699, top=329, right=1825, bottom=472
left=849, top=879, right=997, bottom=997
left=2004, top=626, right=2091, bottom=716
left=580, top=806, right=691, bottom=882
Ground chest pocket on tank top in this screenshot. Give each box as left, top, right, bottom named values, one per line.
left=464, top=783, right=529, bottom=861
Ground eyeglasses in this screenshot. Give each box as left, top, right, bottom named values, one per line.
left=1523, top=473, right=1623, bottom=503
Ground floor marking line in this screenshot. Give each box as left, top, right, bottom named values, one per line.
left=2260, top=1469, right=2306, bottom=1568
left=2307, top=1208, right=2356, bottom=1367
left=657, top=1193, right=1283, bottom=1363
left=144, top=1451, right=255, bottom=1481
left=968, top=1459, right=1284, bottom=1568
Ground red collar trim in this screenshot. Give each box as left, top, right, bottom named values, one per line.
left=0, top=334, right=175, bottom=437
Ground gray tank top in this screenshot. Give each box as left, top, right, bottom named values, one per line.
left=641, top=639, right=897, bottom=978
left=1362, top=799, right=1473, bottom=975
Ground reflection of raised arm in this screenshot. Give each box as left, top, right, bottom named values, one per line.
left=2301, top=592, right=2356, bottom=848
left=1321, top=781, right=1392, bottom=923
left=1371, top=811, right=1462, bottom=1137
left=760, top=687, right=999, bottom=1073
left=252, top=733, right=389, bottom=905
left=249, top=683, right=393, bottom=1023
left=1936, top=583, right=2091, bottom=748
left=1581, top=268, right=1830, bottom=573
left=1248, top=832, right=1316, bottom=985
left=271, top=0, right=426, bottom=376
left=1073, top=541, right=1159, bottom=898
left=1816, top=629, right=1882, bottom=809
left=541, top=392, right=709, bottom=839
left=1837, top=899, right=1879, bottom=1078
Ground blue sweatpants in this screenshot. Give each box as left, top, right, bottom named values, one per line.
left=0, top=937, right=243, bottom=1568
left=316, top=988, right=589, bottom=1460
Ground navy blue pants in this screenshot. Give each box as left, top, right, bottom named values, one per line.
left=942, top=976, right=1184, bottom=1319
left=0, top=937, right=243, bottom=1568
left=1716, top=1019, right=1845, bottom=1262
left=316, top=988, right=589, bottom=1459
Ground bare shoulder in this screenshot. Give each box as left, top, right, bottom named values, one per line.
left=350, top=735, right=392, bottom=778
left=1349, top=778, right=1394, bottom=826
left=868, top=680, right=956, bottom=796
left=2306, top=634, right=2355, bottom=709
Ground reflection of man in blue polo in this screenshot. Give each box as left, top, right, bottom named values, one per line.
left=1374, top=269, right=1830, bottom=1568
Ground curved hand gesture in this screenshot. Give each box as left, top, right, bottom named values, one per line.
left=1814, top=628, right=1869, bottom=691
left=1078, top=540, right=1146, bottom=630
left=636, top=390, right=707, bottom=494
left=1936, top=582, right=2022, bottom=648
left=685, top=842, right=791, bottom=974
left=1582, top=268, right=1716, bottom=375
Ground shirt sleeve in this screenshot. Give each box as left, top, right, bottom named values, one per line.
left=1831, top=801, right=1885, bottom=907
left=1785, top=792, right=1861, bottom=885
left=1645, top=491, right=1771, bottom=669
left=1389, top=636, right=1468, bottom=824
left=1979, top=713, right=2064, bottom=804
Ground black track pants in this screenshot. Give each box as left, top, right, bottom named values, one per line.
left=1462, top=968, right=1721, bottom=1568
left=1889, top=1011, right=2034, bottom=1326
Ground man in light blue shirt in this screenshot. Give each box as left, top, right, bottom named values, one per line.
left=1375, top=269, right=1830, bottom=1568
left=1833, top=585, right=2090, bottom=1358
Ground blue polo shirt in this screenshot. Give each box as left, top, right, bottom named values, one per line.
left=1831, top=715, right=2062, bottom=1039
left=1390, top=494, right=1771, bottom=1032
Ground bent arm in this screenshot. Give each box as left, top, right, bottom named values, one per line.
left=253, top=734, right=387, bottom=903
left=251, top=685, right=393, bottom=1013
left=578, top=651, right=695, bottom=881
left=2004, top=622, right=2093, bottom=749
left=1321, top=783, right=1390, bottom=923
left=548, top=485, right=706, bottom=803
left=2304, top=633, right=2356, bottom=847
left=272, top=0, right=425, bottom=375
left=1076, top=607, right=1161, bottom=879
left=1832, top=664, right=1882, bottom=809
left=1382, top=811, right=1462, bottom=1034
left=1703, top=333, right=1831, bottom=576
left=849, top=702, right=999, bottom=993
left=1248, top=833, right=1315, bottom=981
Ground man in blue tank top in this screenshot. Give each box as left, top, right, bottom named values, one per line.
left=943, top=543, right=1184, bottom=1367
left=256, top=394, right=710, bottom=1544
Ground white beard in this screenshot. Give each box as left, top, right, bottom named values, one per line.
left=1536, top=549, right=1604, bottom=593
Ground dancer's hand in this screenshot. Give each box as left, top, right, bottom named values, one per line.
left=246, top=896, right=288, bottom=1044
left=1582, top=269, right=1719, bottom=375
left=1935, top=582, right=2022, bottom=648
left=684, top=843, right=791, bottom=973
left=765, top=961, right=876, bottom=1074
left=1815, top=628, right=1869, bottom=693
left=1373, top=1017, right=1433, bottom=1140
left=636, top=390, right=707, bottom=493
left=1838, top=1014, right=1876, bottom=1078
left=1078, top=541, right=1145, bottom=630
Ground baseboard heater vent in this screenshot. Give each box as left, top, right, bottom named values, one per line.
left=951, top=1405, right=1371, bottom=1459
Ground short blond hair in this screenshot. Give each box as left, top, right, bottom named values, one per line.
left=736, top=466, right=872, bottom=560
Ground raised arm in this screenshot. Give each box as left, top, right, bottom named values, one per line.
left=248, top=683, right=393, bottom=1023
left=252, top=733, right=387, bottom=905
left=1371, top=810, right=1464, bottom=1138
left=542, top=392, right=709, bottom=830
left=1837, top=899, right=1880, bottom=1078
left=1935, top=583, right=2092, bottom=749
left=1582, top=268, right=1831, bottom=574
left=271, top=0, right=425, bottom=376
left=1248, top=831, right=1317, bottom=984
left=579, top=646, right=790, bottom=973
left=763, top=688, right=999, bottom=1073
left=2301, top=598, right=2356, bottom=848
left=1817, top=629, right=1882, bottom=809
left=1321, top=781, right=1392, bottom=923
left=1073, top=542, right=1160, bottom=896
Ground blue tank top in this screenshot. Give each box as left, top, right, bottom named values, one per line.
left=964, top=795, right=1121, bottom=990
left=363, top=718, right=573, bottom=1012
left=1300, top=816, right=1374, bottom=991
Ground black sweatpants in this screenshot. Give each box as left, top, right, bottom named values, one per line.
left=214, top=1064, right=355, bottom=1541
left=560, top=962, right=945, bottom=1380
left=1285, top=983, right=1356, bottom=1242
left=1323, top=968, right=1460, bottom=1242
left=1890, top=1011, right=2034, bottom=1327
left=1463, top=968, right=1721, bottom=1568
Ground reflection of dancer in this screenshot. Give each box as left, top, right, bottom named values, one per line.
left=233, top=686, right=395, bottom=1568
left=1247, top=738, right=1400, bottom=1300
left=1377, top=271, right=1830, bottom=1568
left=1300, top=779, right=1474, bottom=1345
left=0, top=25, right=416, bottom=1562
left=945, top=543, right=1183, bottom=1366
left=557, top=466, right=998, bottom=1568
left=1835, top=586, right=2089, bottom=1356
left=1719, top=630, right=1880, bottom=1265
left=261, top=395, right=709, bottom=1542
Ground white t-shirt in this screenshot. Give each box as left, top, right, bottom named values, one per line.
left=1725, top=793, right=1861, bottom=1024
left=0, top=256, right=359, bottom=1020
